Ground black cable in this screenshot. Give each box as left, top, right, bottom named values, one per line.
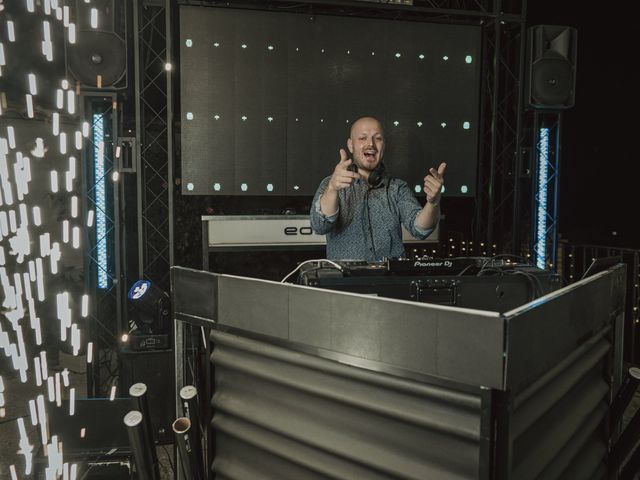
left=476, top=254, right=531, bottom=277
left=509, top=269, right=544, bottom=297
left=529, top=271, right=547, bottom=297
left=481, top=253, right=528, bottom=269
left=456, top=261, right=481, bottom=276
left=473, top=266, right=545, bottom=302
left=476, top=267, right=503, bottom=276
left=296, top=265, right=325, bottom=284
left=508, top=270, right=539, bottom=301
left=0, top=416, right=22, bottom=425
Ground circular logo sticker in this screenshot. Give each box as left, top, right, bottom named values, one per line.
left=128, top=280, right=151, bottom=300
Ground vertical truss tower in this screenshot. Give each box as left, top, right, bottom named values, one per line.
left=134, top=0, right=174, bottom=291
left=474, top=0, right=527, bottom=255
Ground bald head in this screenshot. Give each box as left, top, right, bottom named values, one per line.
left=347, top=117, right=385, bottom=174
left=350, top=117, right=384, bottom=138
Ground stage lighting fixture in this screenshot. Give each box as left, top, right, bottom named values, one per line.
left=534, top=127, right=550, bottom=270
left=127, top=280, right=170, bottom=334
left=94, top=112, right=108, bottom=289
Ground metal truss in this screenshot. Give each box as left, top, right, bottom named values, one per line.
left=474, top=0, right=526, bottom=255
left=77, top=0, right=176, bottom=423
left=134, top=0, right=175, bottom=292
left=178, top=0, right=512, bottom=22
left=81, top=95, right=123, bottom=396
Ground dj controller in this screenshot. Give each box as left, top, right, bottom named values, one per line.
left=298, top=257, right=563, bottom=312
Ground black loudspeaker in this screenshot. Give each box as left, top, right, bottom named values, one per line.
left=118, top=348, right=174, bottom=444
left=526, top=25, right=577, bottom=109
left=66, top=0, right=128, bottom=88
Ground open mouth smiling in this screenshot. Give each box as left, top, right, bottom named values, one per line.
left=364, top=150, right=377, bottom=160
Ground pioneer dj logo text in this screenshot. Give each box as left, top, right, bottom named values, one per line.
left=413, top=260, right=453, bottom=268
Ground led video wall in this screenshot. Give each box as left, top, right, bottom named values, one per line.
left=180, top=6, right=481, bottom=196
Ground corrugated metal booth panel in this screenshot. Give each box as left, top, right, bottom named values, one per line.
left=210, top=330, right=491, bottom=480
left=508, top=333, right=612, bottom=480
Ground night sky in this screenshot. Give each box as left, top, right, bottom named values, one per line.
left=527, top=2, right=638, bottom=248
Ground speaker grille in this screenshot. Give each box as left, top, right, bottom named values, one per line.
left=67, top=31, right=126, bottom=87
left=526, top=25, right=578, bottom=110
left=66, top=0, right=129, bottom=88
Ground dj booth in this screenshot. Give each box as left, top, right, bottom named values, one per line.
left=172, top=260, right=626, bottom=479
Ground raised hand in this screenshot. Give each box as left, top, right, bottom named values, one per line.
left=423, top=162, right=446, bottom=205
left=327, top=149, right=362, bottom=191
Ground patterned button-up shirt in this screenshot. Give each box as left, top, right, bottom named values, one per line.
left=310, top=175, right=434, bottom=260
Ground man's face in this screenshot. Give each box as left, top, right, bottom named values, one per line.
left=347, top=118, right=385, bottom=172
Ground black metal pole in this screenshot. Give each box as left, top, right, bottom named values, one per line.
left=180, top=386, right=205, bottom=476
left=611, top=367, right=640, bottom=430
left=551, top=113, right=562, bottom=271
left=124, top=410, right=157, bottom=480
left=611, top=396, right=640, bottom=472
left=621, top=441, right=640, bottom=480
left=130, top=383, right=160, bottom=477
left=173, top=417, right=204, bottom=480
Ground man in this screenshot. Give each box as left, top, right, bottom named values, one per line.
left=310, top=116, right=446, bottom=260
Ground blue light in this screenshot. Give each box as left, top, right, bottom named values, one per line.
left=94, top=113, right=108, bottom=289
left=535, top=127, right=549, bottom=270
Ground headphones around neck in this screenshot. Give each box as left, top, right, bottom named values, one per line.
left=346, top=156, right=385, bottom=188
left=367, top=162, right=385, bottom=188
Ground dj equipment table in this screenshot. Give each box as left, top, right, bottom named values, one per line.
left=172, top=264, right=626, bottom=479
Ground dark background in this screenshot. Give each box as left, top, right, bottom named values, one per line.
left=528, top=2, right=638, bottom=248
left=179, top=1, right=639, bottom=248
left=179, top=6, right=481, bottom=197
